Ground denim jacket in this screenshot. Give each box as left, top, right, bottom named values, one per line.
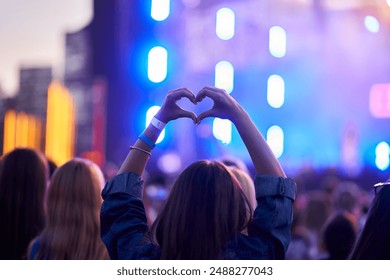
left=100, top=172, right=296, bottom=260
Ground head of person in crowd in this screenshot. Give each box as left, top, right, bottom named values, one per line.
left=321, top=211, right=358, bottom=260
left=230, top=167, right=257, bottom=212
left=220, top=156, right=250, bottom=175
left=333, top=181, right=361, bottom=216
left=221, top=156, right=256, bottom=218
left=151, top=160, right=252, bottom=259
left=301, top=190, right=331, bottom=259
left=303, top=190, right=331, bottom=234
left=46, top=158, right=58, bottom=179
left=0, top=148, right=48, bottom=259
left=349, top=179, right=390, bottom=260
left=30, top=158, right=109, bottom=259
left=143, top=172, right=169, bottom=225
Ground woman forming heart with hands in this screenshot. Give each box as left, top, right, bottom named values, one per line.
left=101, top=86, right=296, bottom=259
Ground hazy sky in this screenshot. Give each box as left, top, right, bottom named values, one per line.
left=0, top=0, right=92, bottom=96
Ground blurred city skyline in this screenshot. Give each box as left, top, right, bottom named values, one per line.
left=0, top=0, right=92, bottom=96
left=0, top=0, right=389, bottom=184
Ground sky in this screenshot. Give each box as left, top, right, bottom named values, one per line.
left=0, top=0, right=92, bottom=97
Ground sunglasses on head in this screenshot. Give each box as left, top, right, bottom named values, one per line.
left=373, top=181, right=390, bottom=194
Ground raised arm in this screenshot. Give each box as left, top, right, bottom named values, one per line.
left=117, top=88, right=197, bottom=176
left=196, top=86, right=286, bottom=178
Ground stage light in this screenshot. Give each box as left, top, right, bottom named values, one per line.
left=45, top=82, right=75, bottom=165
left=365, top=16, right=380, bottom=33
left=212, top=118, right=232, bottom=145
left=182, top=0, right=201, bottom=8
left=146, top=105, right=165, bottom=143
left=369, top=84, right=390, bottom=118
left=3, top=110, right=43, bottom=154
left=15, top=112, right=28, bottom=147
left=269, top=26, right=287, bottom=58
left=375, top=141, right=389, bottom=171
left=213, top=60, right=233, bottom=144
left=148, top=46, right=168, bottom=83
left=215, top=60, right=234, bottom=93
left=151, top=0, right=170, bottom=21
left=216, top=7, right=235, bottom=40
left=158, top=152, right=182, bottom=174
left=267, top=125, right=284, bottom=158
left=267, top=74, right=285, bottom=108
left=387, top=0, right=390, bottom=7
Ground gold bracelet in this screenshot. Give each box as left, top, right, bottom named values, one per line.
left=129, top=146, right=151, bottom=157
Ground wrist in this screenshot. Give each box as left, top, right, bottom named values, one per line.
left=155, top=111, right=169, bottom=124
left=143, top=124, right=162, bottom=143
left=138, top=133, right=156, bottom=149
left=150, top=116, right=166, bottom=131
left=230, top=105, right=247, bottom=125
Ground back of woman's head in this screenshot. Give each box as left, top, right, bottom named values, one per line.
left=349, top=185, right=390, bottom=259
left=152, top=160, right=251, bottom=259
left=0, top=148, right=48, bottom=259
left=35, top=158, right=108, bottom=259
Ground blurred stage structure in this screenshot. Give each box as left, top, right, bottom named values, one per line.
left=0, top=0, right=389, bottom=184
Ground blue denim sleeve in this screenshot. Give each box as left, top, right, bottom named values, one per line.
left=248, top=175, right=297, bottom=259
left=100, top=172, right=158, bottom=260
left=102, top=172, right=144, bottom=199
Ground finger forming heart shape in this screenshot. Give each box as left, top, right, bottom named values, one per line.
left=176, top=96, right=214, bottom=119
left=157, top=87, right=229, bottom=124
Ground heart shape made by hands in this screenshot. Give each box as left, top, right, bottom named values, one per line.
left=176, top=95, right=214, bottom=119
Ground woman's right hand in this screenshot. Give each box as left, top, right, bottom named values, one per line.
left=196, top=86, right=285, bottom=177
left=196, top=86, right=244, bottom=124
left=155, top=88, right=197, bottom=124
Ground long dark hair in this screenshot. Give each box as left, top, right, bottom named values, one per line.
left=32, top=158, right=109, bottom=259
left=349, top=186, right=390, bottom=259
left=0, top=148, right=47, bottom=259
left=151, top=160, right=252, bottom=259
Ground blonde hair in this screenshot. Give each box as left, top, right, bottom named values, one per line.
left=32, top=158, right=108, bottom=259
left=230, top=168, right=257, bottom=211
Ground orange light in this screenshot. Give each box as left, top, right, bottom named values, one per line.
left=3, top=110, right=43, bottom=154
left=15, top=112, right=28, bottom=147
left=27, top=115, right=36, bottom=148
left=45, top=81, right=75, bottom=165
left=36, top=119, right=42, bottom=151
left=3, top=110, right=16, bottom=154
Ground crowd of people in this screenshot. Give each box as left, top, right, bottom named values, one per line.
left=0, top=87, right=389, bottom=260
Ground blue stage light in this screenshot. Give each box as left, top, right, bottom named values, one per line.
left=146, top=105, right=165, bottom=143
left=151, top=0, right=170, bottom=21
left=365, top=16, right=380, bottom=33
left=269, top=26, right=287, bottom=58
left=216, top=8, right=235, bottom=40
left=375, top=141, right=389, bottom=170
left=267, top=125, right=284, bottom=159
left=147, top=46, right=168, bottom=83
left=267, top=74, right=285, bottom=108
left=212, top=118, right=232, bottom=145
left=215, top=60, right=234, bottom=93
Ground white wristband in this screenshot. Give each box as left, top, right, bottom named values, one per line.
left=151, top=116, right=166, bottom=131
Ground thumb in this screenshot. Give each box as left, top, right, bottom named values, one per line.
left=178, top=110, right=197, bottom=124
